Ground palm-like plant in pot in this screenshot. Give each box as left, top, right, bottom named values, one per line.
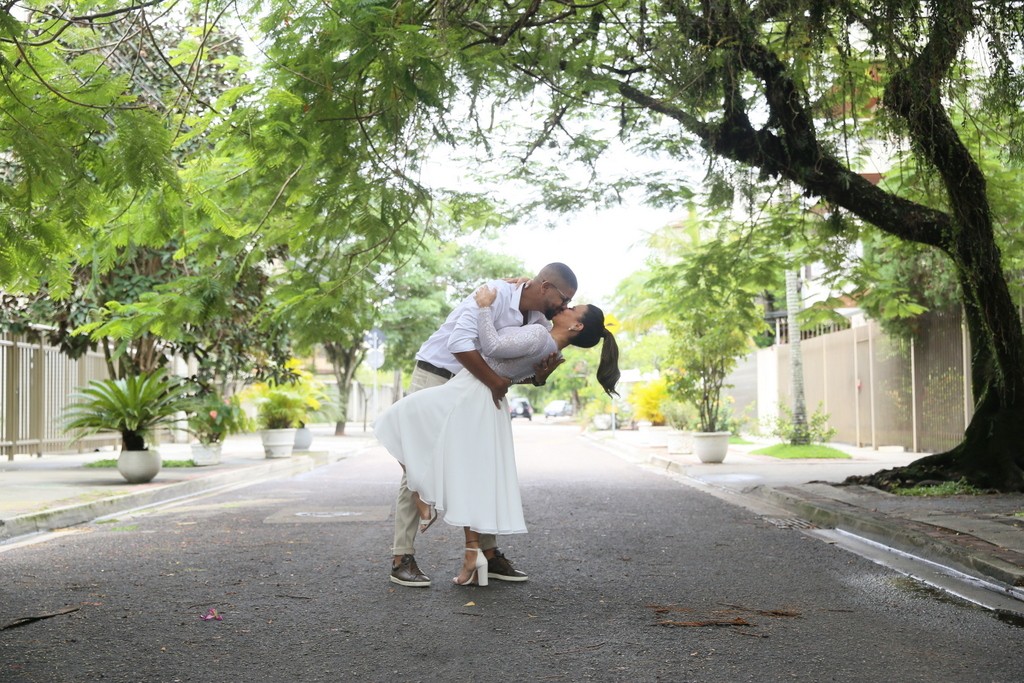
left=64, top=368, right=191, bottom=483
left=248, top=382, right=310, bottom=458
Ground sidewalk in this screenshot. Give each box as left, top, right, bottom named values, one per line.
left=0, top=425, right=378, bottom=543
left=587, top=427, right=1024, bottom=602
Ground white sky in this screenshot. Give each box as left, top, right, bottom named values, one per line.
left=423, top=100, right=695, bottom=304
left=489, top=203, right=677, bottom=304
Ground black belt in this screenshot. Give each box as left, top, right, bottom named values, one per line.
left=416, top=360, right=455, bottom=380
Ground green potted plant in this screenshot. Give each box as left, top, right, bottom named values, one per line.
left=649, top=225, right=768, bottom=463
left=662, top=399, right=697, bottom=455
left=287, top=362, right=325, bottom=451
left=63, top=368, right=190, bottom=483
left=187, top=393, right=249, bottom=466
left=666, top=307, right=756, bottom=463
left=245, top=382, right=309, bottom=458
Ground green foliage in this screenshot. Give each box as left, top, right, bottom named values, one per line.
left=187, top=394, right=251, bottom=445
left=662, top=400, right=697, bottom=430
left=63, top=369, right=191, bottom=450
left=252, top=385, right=309, bottom=430
left=10, top=2, right=1024, bottom=491
left=0, top=4, right=232, bottom=292
left=85, top=459, right=195, bottom=469
left=649, top=214, right=771, bottom=432
left=893, top=479, right=984, bottom=497
left=767, top=404, right=837, bottom=445
left=835, top=107, right=1024, bottom=339
left=243, top=359, right=325, bottom=429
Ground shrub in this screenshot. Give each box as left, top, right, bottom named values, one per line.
left=662, top=400, right=697, bottom=430
left=767, top=403, right=836, bottom=444
left=187, top=393, right=250, bottom=444
left=629, top=378, right=669, bottom=424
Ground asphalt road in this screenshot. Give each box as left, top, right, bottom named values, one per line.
left=2, top=421, right=1022, bottom=682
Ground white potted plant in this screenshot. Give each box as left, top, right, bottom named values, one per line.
left=64, top=369, right=190, bottom=483
left=663, top=400, right=696, bottom=455
left=249, top=382, right=309, bottom=458
left=666, top=312, right=753, bottom=463
left=187, top=393, right=248, bottom=466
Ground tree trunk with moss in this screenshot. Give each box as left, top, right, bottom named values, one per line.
left=325, top=342, right=368, bottom=437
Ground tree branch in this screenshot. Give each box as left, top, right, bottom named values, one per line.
left=2, top=0, right=170, bottom=47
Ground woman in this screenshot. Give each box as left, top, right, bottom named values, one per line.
left=375, top=285, right=620, bottom=586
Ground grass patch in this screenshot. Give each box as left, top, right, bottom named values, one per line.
left=729, top=436, right=753, bottom=445
left=84, top=458, right=196, bottom=468
left=893, top=479, right=983, bottom=496
left=751, top=444, right=851, bottom=459
left=83, top=459, right=119, bottom=468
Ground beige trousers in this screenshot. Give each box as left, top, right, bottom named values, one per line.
left=391, top=364, right=498, bottom=555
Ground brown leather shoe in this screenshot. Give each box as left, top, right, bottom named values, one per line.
left=487, top=549, right=528, bottom=582
left=390, top=554, right=431, bottom=587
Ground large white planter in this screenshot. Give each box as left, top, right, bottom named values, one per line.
left=293, top=426, right=313, bottom=451
left=117, top=449, right=162, bottom=483
left=692, top=432, right=730, bottom=463
left=191, top=442, right=222, bottom=466
left=639, top=424, right=670, bottom=448
left=666, top=430, right=693, bottom=455
left=261, top=428, right=297, bottom=458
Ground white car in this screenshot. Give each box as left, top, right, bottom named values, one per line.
left=543, top=400, right=573, bottom=418
left=509, top=397, right=533, bottom=420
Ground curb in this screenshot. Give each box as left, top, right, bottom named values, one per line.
left=0, top=449, right=350, bottom=542
left=592, top=434, right=1024, bottom=595
left=755, top=485, right=1024, bottom=592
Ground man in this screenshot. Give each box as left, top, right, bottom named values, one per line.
left=389, top=262, right=577, bottom=587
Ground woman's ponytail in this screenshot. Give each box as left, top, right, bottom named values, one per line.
left=571, top=304, right=621, bottom=396
left=596, top=329, right=620, bottom=396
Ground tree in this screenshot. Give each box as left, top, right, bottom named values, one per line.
left=784, top=267, right=809, bottom=444
left=377, top=235, right=526, bottom=374
left=316, top=1, right=1023, bottom=490
left=0, top=3, right=289, bottom=384
left=11, top=2, right=1024, bottom=490
left=647, top=212, right=771, bottom=433
left=824, top=108, right=1024, bottom=340
left=0, top=2, right=242, bottom=293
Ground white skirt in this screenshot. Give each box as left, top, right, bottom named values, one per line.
left=374, top=370, right=527, bottom=535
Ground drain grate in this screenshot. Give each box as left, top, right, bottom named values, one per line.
left=762, top=516, right=818, bottom=530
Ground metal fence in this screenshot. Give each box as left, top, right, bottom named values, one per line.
left=730, top=307, right=971, bottom=453
left=1, top=333, right=119, bottom=459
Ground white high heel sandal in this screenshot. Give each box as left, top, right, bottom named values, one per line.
left=452, top=547, right=488, bottom=586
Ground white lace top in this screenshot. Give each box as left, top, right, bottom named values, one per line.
left=477, top=307, right=559, bottom=382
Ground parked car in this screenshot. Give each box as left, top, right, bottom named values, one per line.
left=543, top=400, right=573, bottom=418
left=509, top=397, right=533, bottom=420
